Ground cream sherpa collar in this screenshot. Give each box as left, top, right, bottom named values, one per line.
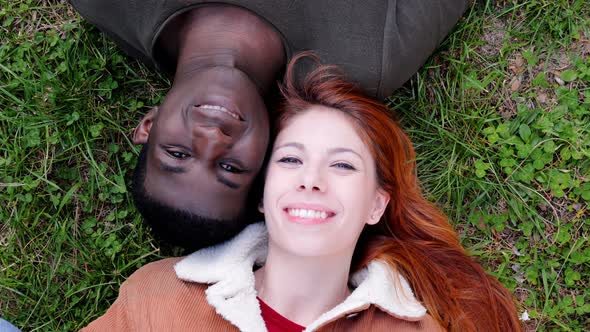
left=175, top=222, right=426, bottom=332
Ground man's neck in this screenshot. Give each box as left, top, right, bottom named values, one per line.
left=254, top=245, right=353, bottom=326
left=172, top=5, right=285, bottom=92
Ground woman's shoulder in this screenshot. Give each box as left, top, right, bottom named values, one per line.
left=81, top=257, right=222, bottom=331
left=123, top=257, right=207, bottom=294
left=328, top=306, right=445, bottom=332
left=371, top=308, right=445, bottom=332
left=127, top=257, right=182, bottom=279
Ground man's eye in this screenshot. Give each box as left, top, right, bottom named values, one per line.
left=277, top=157, right=301, bottom=164
left=332, top=162, right=356, bottom=170
left=167, top=150, right=190, bottom=159
left=220, top=162, right=243, bottom=174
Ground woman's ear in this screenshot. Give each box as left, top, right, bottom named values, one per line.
left=258, top=201, right=264, bottom=214
left=367, top=188, right=390, bottom=225
left=132, top=107, right=158, bottom=144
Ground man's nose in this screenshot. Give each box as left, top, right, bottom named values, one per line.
left=297, top=165, right=326, bottom=193
left=192, top=126, right=232, bottom=160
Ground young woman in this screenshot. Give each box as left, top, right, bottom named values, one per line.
left=82, top=54, right=522, bottom=331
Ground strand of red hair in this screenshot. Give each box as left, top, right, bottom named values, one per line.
left=275, top=52, right=522, bottom=332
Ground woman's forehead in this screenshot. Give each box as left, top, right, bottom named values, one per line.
left=275, top=107, right=368, bottom=151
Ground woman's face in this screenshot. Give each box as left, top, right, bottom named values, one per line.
left=262, top=106, right=389, bottom=258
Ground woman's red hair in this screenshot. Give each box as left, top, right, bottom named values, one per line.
left=276, top=52, right=522, bottom=332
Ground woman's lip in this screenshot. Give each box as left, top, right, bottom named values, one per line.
left=283, top=203, right=336, bottom=213
left=283, top=208, right=334, bottom=225
left=282, top=203, right=337, bottom=225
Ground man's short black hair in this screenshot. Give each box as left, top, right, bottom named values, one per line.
left=131, top=144, right=253, bottom=251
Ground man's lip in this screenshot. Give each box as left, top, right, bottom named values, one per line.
left=195, top=96, right=244, bottom=121
left=190, top=106, right=238, bottom=129
left=195, top=104, right=242, bottom=123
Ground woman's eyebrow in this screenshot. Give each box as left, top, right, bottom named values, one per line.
left=273, top=142, right=362, bottom=159
left=328, top=147, right=363, bottom=159
left=272, top=142, right=304, bottom=152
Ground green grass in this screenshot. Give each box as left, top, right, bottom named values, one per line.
left=1, top=0, right=589, bottom=331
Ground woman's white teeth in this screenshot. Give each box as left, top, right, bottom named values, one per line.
left=287, top=208, right=328, bottom=219
left=198, top=104, right=240, bottom=120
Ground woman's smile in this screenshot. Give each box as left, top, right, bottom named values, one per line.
left=283, top=204, right=337, bottom=225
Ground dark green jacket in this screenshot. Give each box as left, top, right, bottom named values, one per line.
left=70, top=0, right=468, bottom=99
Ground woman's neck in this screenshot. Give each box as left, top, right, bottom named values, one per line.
left=172, top=5, right=285, bottom=92
left=254, top=245, right=353, bottom=326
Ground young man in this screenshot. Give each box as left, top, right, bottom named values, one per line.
left=69, top=0, right=469, bottom=249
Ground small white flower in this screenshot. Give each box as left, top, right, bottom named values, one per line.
left=512, top=247, right=523, bottom=257
left=520, top=310, right=530, bottom=321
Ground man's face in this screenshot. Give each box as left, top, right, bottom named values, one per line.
left=134, top=66, right=269, bottom=219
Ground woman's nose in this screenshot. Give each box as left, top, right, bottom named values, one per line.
left=297, top=167, right=326, bottom=193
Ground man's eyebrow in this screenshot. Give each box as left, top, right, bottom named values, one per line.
left=159, top=160, right=240, bottom=189
left=160, top=162, right=187, bottom=174
left=272, top=142, right=304, bottom=152
left=217, top=175, right=240, bottom=190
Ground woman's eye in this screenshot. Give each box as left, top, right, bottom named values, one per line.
left=332, top=162, right=356, bottom=170
left=277, top=157, right=301, bottom=164
left=220, top=162, right=243, bottom=174
left=167, top=150, right=190, bottom=159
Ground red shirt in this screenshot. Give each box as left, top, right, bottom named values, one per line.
left=257, top=297, right=305, bottom=332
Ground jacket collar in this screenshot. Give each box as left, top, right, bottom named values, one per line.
left=174, top=222, right=426, bottom=332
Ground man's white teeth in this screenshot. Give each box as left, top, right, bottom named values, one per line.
left=198, top=104, right=240, bottom=120
left=287, top=208, right=328, bottom=219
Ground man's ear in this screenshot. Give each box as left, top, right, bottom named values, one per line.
left=367, top=188, right=390, bottom=225
left=132, top=107, right=158, bottom=144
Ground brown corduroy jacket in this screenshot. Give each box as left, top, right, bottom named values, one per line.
left=81, top=223, right=444, bottom=332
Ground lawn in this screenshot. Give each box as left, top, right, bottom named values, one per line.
left=1, top=0, right=589, bottom=331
